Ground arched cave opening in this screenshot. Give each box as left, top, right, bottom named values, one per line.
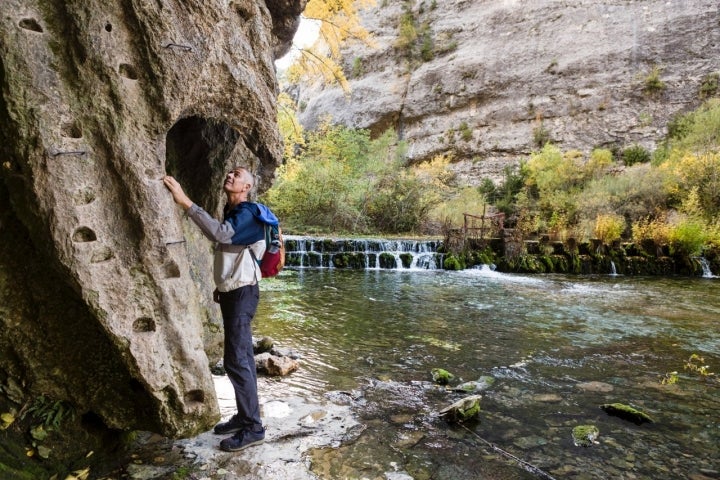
left=165, top=116, right=240, bottom=213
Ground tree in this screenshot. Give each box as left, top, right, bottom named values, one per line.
left=286, top=0, right=376, bottom=91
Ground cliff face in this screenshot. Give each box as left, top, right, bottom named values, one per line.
left=0, top=0, right=303, bottom=452
left=296, top=0, right=720, bottom=182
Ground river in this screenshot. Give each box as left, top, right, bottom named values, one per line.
left=254, top=267, right=719, bottom=479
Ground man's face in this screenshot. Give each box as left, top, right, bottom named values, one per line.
left=223, top=168, right=252, bottom=195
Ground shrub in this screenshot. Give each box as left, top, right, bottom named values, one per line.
left=420, top=33, right=434, bottom=61
left=643, top=65, right=665, bottom=94
left=367, top=171, right=435, bottom=233
left=594, top=213, right=626, bottom=243
left=577, top=164, right=669, bottom=224
left=532, top=122, right=550, bottom=147
left=352, top=57, right=363, bottom=78
left=584, top=148, right=614, bottom=179
left=699, top=72, right=719, bottom=99
left=622, top=144, right=652, bottom=166
left=430, top=186, right=488, bottom=228
left=664, top=98, right=720, bottom=156
left=396, top=11, right=417, bottom=50
left=632, top=216, right=671, bottom=246
left=668, top=217, right=708, bottom=256
left=661, top=152, right=720, bottom=217
left=459, top=121, right=472, bottom=141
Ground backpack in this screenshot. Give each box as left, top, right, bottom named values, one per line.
left=253, top=203, right=285, bottom=277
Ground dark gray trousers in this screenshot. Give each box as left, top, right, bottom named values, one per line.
left=218, top=283, right=262, bottom=430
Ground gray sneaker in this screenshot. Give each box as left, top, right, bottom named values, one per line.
left=220, top=427, right=265, bottom=452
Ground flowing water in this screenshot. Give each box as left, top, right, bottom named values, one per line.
left=255, top=268, right=720, bottom=479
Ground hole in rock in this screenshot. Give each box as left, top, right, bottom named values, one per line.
left=129, top=378, right=146, bottom=393
left=232, top=4, right=252, bottom=21
left=81, top=411, right=109, bottom=433
left=163, top=260, right=181, bottom=278
left=133, top=317, right=156, bottom=332
left=184, top=389, right=205, bottom=404
left=73, top=187, right=96, bottom=205
left=166, top=116, right=240, bottom=213
left=105, top=23, right=112, bottom=32
left=118, top=63, right=138, bottom=80
left=61, top=121, right=83, bottom=138
left=72, top=226, right=97, bottom=242
left=19, top=18, right=43, bottom=32
left=91, top=246, right=114, bottom=263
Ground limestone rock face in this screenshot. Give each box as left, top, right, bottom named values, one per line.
left=0, top=0, right=304, bottom=440
left=296, top=0, right=720, bottom=182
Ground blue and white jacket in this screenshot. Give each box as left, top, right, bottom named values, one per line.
left=187, top=202, right=276, bottom=291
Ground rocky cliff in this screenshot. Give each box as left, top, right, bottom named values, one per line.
left=296, top=0, right=720, bottom=182
left=0, top=0, right=303, bottom=470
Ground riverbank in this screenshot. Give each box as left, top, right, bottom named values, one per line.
left=114, top=375, right=361, bottom=480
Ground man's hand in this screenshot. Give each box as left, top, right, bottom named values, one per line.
left=163, top=176, right=193, bottom=210
left=213, top=288, right=220, bottom=303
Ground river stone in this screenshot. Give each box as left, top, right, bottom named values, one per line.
left=533, top=393, right=563, bottom=403
left=577, top=381, right=614, bottom=393
left=255, top=352, right=300, bottom=376
left=513, top=435, right=549, bottom=450
left=438, top=394, right=482, bottom=423
left=452, top=376, right=496, bottom=393
left=253, top=336, right=275, bottom=354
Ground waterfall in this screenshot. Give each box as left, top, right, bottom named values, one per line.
left=697, top=257, right=715, bottom=278
left=609, top=261, right=617, bottom=276
left=284, top=236, right=444, bottom=270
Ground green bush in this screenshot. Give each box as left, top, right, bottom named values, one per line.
left=668, top=218, right=708, bottom=256
left=352, top=57, right=363, bottom=78
left=664, top=98, right=720, bottom=156
left=396, top=11, right=417, bottom=51
left=459, top=122, right=472, bottom=141
left=622, top=144, right=651, bottom=166
left=699, top=72, right=719, bottom=99
left=643, top=65, right=665, bottom=94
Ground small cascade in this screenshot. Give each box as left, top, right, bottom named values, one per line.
left=609, top=261, right=617, bottom=276
left=284, top=236, right=444, bottom=270
left=697, top=257, right=715, bottom=278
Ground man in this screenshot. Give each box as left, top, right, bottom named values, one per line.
left=163, top=166, right=266, bottom=452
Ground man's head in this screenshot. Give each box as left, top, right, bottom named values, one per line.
left=223, top=166, right=254, bottom=204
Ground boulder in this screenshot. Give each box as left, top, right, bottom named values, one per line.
left=0, top=0, right=305, bottom=471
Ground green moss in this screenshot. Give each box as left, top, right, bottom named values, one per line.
left=443, top=254, right=465, bottom=270
left=431, top=368, right=455, bottom=385
left=600, top=403, right=654, bottom=425
left=572, top=425, right=599, bottom=447
left=399, top=253, right=413, bottom=268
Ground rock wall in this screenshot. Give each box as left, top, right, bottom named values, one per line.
left=0, top=0, right=303, bottom=452
left=296, top=0, right=720, bottom=182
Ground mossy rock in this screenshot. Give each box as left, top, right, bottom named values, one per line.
left=572, top=424, right=599, bottom=447
left=443, top=254, right=465, bottom=270
left=431, top=368, right=455, bottom=385
left=600, top=403, right=654, bottom=425
left=439, top=394, right=482, bottom=423
left=379, top=252, right=397, bottom=269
